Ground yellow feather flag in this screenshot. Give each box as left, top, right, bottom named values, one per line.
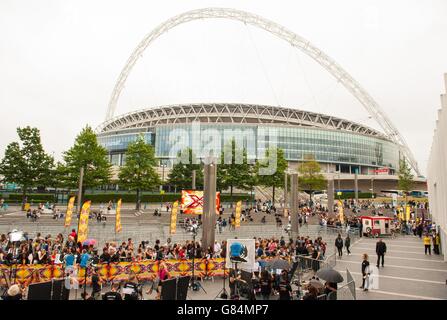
left=338, top=200, right=344, bottom=224
left=405, top=205, right=411, bottom=222
left=116, top=199, right=122, bottom=233
left=77, top=201, right=91, bottom=243
left=235, top=201, right=242, bottom=228
left=170, top=201, right=179, bottom=234
left=64, top=196, right=76, bottom=228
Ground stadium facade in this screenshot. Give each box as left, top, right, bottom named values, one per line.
left=96, top=103, right=401, bottom=176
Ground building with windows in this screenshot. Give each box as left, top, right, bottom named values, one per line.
left=97, top=103, right=399, bottom=172
left=427, top=74, right=447, bottom=260
left=95, top=103, right=426, bottom=193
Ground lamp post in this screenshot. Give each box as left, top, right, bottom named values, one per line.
left=159, top=163, right=167, bottom=207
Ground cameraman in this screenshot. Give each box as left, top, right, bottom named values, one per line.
left=91, top=268, right=102, bottom=300
left=122, top=273, right=140, bottom=300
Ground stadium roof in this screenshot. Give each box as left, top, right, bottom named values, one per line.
left=96, top=103, right=388, bottom=139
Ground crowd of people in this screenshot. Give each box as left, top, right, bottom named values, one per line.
left=0, top=225, right=338, bottom=300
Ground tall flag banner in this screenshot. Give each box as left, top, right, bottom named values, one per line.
left=115, top=199, right=122, bottom=233
left=215, top=192, right=221, bottom=215
left=405, top=205, right=411, bottom=222
left=338, top=200, right=344, bottom=224
left=64, top=196, right=76, bottom=228
left=235, top=201, right=242, bottom=228
left=77, top=201, right=91, bottom=243
left=181, top=190, right=221, bottom=215
left=170, top=201, right=179, bottom=234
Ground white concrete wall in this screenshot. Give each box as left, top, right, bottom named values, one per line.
left=427, top=73, right=447, bottom=261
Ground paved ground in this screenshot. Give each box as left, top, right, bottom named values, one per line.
left=3, top=205, right=445, bottom=300
left=333, top=235, right=447, bottom=300
left=64, top=234, right=447, bottom=300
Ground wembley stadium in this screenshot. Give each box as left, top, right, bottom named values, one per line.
left=94, top=8, right=427, bottom=193
left=96, top=102, right=400, bottom=174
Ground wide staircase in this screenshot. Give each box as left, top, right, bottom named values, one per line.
left=0, top=216, right=355, bottom=256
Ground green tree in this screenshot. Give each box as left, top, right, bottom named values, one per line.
left=256, top=147, right=288, bottom=203
left=298, top=159, right=327, bottom=203
left=61, top=125, right=112, bottom=202
left=167, top=148, right=203, bottom=191
left=398, top=158, right=414, bottom=194
left=118, top=135, right=161, bottom=210
left=218, top=140, right=254, bottom=204
left=0, top=127, right=54, bottom=206
left=398, top=158, right=414, bottom=220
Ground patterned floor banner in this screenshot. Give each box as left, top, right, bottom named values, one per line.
left=0, top=257, right=230, bottom=286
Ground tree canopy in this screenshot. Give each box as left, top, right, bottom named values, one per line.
left=61, top=125, right=112, bottom=193
left=0, top=127, right=54, bottom=198
left=217, top=140, right=254, bottom=196
left=167, top=148, right=203, bottom=190
left=398, top=158, right=414, bottom=194
left=298, top=159, right=327, bottom=196
left=255, top=147, right=288, bottom=202
left=118, top=135, right=160, bottom=209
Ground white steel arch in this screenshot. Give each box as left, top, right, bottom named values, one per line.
left=105, top=7, right=420, bottom=175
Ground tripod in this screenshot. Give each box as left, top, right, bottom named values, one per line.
left=214, top=259, right=228, bottom=299
left=189, top=229, right=206, bottom=294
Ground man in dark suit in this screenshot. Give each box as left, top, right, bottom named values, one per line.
left=376, top=239, right=387, bottom=268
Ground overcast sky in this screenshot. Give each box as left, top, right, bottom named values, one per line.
left=1, top=0, right=446, bottom=175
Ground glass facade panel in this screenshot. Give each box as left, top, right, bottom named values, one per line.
left=98, top=132, right=153, bottom=152
left=153, top=123, right=399, bottom=169
left=98, top=123, right=399, bottom=171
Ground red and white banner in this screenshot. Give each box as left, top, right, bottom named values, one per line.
left=374, top=167, right=389, bottom=175
left=181, top=190, right=220, bottom=215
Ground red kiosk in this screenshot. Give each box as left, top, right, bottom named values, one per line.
left=360, top=216, right=393, bottom=237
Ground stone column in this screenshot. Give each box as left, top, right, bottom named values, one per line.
left=327, top=178, right=334, bottom=216
left=284, top=172, right=288, bottom=212
left=290, top=173, right=299, bottom=239
left=192, top=170, right=196, bottom=190
left=202, top=160, right=217, bottom=252
left=354, top=172, right=359, bottom=205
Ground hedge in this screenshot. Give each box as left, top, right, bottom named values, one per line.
left=6, top=193, right=55, bottom=202
left=335, top=192, right=376, bottom=200
left=83, top=193, right=250, bottom=203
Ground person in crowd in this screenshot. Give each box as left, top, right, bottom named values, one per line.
left=335, top=234, right=344, bottom=257
left=277, top=270, right=292, bottom=300
left=303, top=285, right=319, bottom=300
left=345, top=235, right=351, bottom=255
left=434, top=233, right=440, bottom=255
left=259, top=270, right=273, bottom=300
left=90, top=267, right=102, bottom=300
left=80, top=292, right=95, bottom=300
left=375, top=239, right=386, bottom=268
left=360, top=253, right=370, bottom=291
left=423, top=234, right=432, bottom=255
left=324, top=281, right=338, bottom=300
left=3, top=284, right=24, bottom=300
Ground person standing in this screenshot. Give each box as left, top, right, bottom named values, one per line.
left=360, top=253, right=370, bottom=291
left=423, top=234, right=432, bottom=255
left=335, top=234, right=344, bottom=258
left=90, top=268, right=102, bottom=300
left=259, top=270, right=273, bottom=300
left=345, top=235, right=351, bottom=255
left=434, top=233, right=440, bottom=255
left=277, top=271, right=292, bottom=300
left=376, top=239, right=386, bottom=268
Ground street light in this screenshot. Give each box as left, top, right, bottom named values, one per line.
left=160, top=163, right=167, bottom=208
